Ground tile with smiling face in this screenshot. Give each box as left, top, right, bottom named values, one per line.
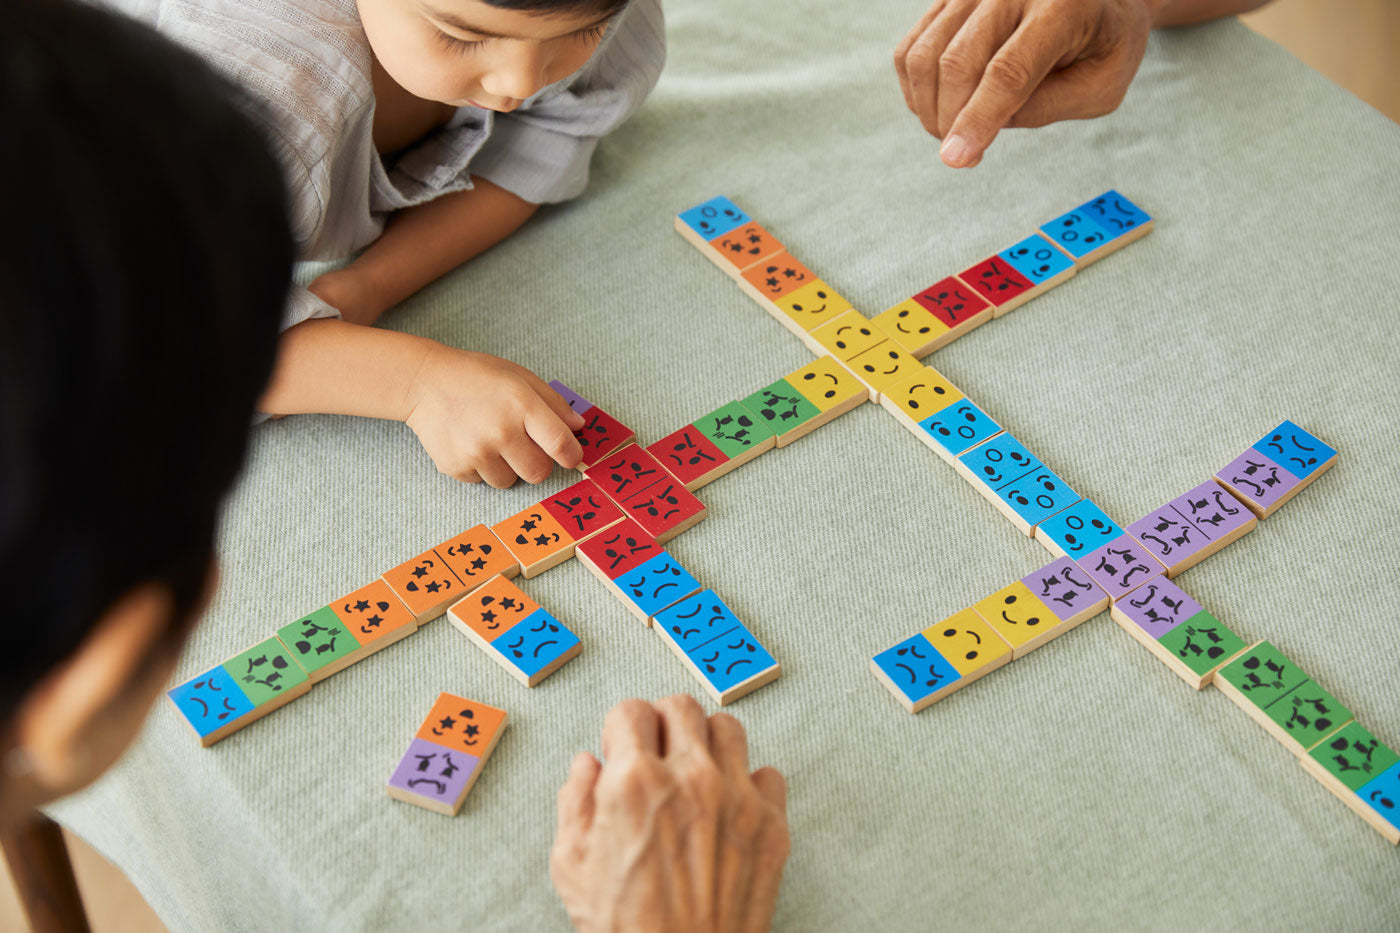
left=786, top=355, right=870, bottom=416
left=920, top=607, right=1013, bottom=680
left=971, top=581, right=1068, bottom=659
left=773, top=279, right=852, bottom=335
left=809, top=310, right=888, bottom=361
left=842, top=343, right=922, bottom=402
left=1036, top=498, right=1123, bottom=560
left=878, top=366, right=963, bottom=434
left=871, top=299, right=951, bottom=358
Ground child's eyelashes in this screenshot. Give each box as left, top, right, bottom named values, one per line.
left=432, top=22, right=610, bottom=57
left=573, top=23, right=610, bottom=45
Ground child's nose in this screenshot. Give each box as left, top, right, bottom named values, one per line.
left=481, top=47, right=549, bottom=102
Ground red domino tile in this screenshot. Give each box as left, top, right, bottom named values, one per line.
left=709, top=223, right=784, bottom=271
left=957, top=256, right=1034, bottom=308
left=541, top=478, right=625, bottom=542
left=911, top=276, right=993, bottom=328
left=584, top=444, right=668, bottom=503
left=573, top=405, right=635, bottom=469
left=740, top=251, right=817, bottom=300
left=622, top=478, right=706, bottom=543
left=576, top=519, right=661, bottom=580
left=647, top=427, right=729, bottom=488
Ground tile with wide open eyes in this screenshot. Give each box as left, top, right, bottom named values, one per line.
left=541, top=477, right=625, bottom=544
left=490, top=507, right=577, bottom=578
left=914, top=399, right=1003, bottom=466
left=910, top=276, right=992, bottom=346
left=1356, top=761, right=1400, bottom=845
left=871, top=299, right=951, bottom=358
left=599, top=550, right=703, bottom=625
left=1039, top=207, right=1115, bottom=265
left=1079, top=533, right=1166, bottom=601
left=739, top=250, right=818, bottom=303
left=785, top=355, right=869, bottom=418
left=840, top=342, right=922, bottom=403
left=435, top=524, right=519, bottom=587
left=571, top=404, right=635, bottom=471
left=707, top=222, right=784, bottom=276
left=808, top=310, right=888, bottom=361
left=878, top=366, right=964, bottom=436
left=971, top=581, right=1068, bottom=659
left=870, top=632, right=964, bottom=714
left=1214, top=640, right=1312, bottom=721
left=957, top=256, right=1035, bottom=317
left=997, top=232, right=1076, bottom=312
left=646, top=426, right=733, bottom=491
left=954, top=433, right=1040, bottom=500
left=1151, top=610, right=1248, bottom=689
left=489, top=608, right=582, bottom=687
left=990, top=466, right=1080, bottom=537
left=919, top=607, right=1013, bottom=681
left=773, top=279, right=853, bottom=337
left=1036, top=498, right=1123, bottom=560
left=575, top=518, right=661, bottom=584
left=1250, top=419, right=1338, bottom=496
left=583, top=446, right=667, bottom=504
left=1020, top=556, right=1109, bottom=632
left=446, top=573, right=541, bottom=646
left=383, top=547, right=470, bottom=623
left=388, top=692, right=507, bottom=816
left=1214, top=449, right=1303, bottom=520
left=675, top=196, right=750, bottom=241
left=1259, top=680, right=1353, bottom=758
left=653, top=589, right=780, bottom=705
left=694, top=400, right=777, bottom=467
left=741, top=378, right=821, bottom=447
left=1301, top=723, right=1400, bottom=837
left=619, top=477, right=707, bottom=544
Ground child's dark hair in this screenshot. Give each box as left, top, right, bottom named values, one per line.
left=485, top=0, right=631, bottom=16
left=0, top=0, right=292, bottom=721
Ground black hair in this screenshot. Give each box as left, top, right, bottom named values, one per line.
left=483, top=0, right=631, bottom=16
left=0, top=0, right=292, bottom=721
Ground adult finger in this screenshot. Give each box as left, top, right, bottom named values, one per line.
left=739, top=769, right=791, bottom=933
left=941, top=14, right=1083, bottom=167
left=751, top=766, right=788, bottom=815
left=475, top=453, right=517, bottom=489
left=707, top=713, right=752, bottom=783
left=935, top=0, right=1021, bottom=140
left=600, top=698, right=662, bottom=761
left=501, top=432, right=555, bottom=485
left=523, top=400, right=584, bottom=471
left=654, top=694, right=711, bottom=762
left=1006, top=45, right=1144, bottom=128
left=904, top=0, right=979, bottom=137
left=895, top=3, right=942, bottom=112
left=555, top=751, right=602, bottom=839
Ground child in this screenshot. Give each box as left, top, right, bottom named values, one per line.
left=100, top=0, right=666, bottom=488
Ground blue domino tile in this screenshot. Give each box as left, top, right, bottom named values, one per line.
left=996, top=466, right=1080, bottom=528
left=1076, top=190, right=1152, bottom=238
left=1251, top=420, right=1336, bottom=480
left=677, top=197, right=750, bottom=240
left=872, top=634, right=962, bottom=706
left=491, top=609, right=580, bottom=679
left=918, top=400, right=1002, bottom=457
left=1358, top=761, right=1400, bottom=838
left=167, top=666, right=256, bottom=739
left=618, top=552, right=702, bottom=619
left=688, top=623, right=777, bottom=694
left=654, top=590, right=741, bottom=654
left=1039, top=209, right=1113, bottom=259
left=1037, top=498, right=1124, bottom=557
left=1000, top=234, right=1075, bottom=282
left=957, top=433, right=1039, bottom=490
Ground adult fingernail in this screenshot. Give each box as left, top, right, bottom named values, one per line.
left=940, top=133, right=976, bottom=168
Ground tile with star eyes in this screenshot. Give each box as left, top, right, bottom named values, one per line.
left=841, top=342, right=922, bottom=403
left=576, top=518, right=663, bottom=585
left=675, top=196, right=750, bottom=240
left=1356, top=761, right=1400, bottom=845
left=954, top=433, right=1040, bottom=499
left=707, top=222, right=784, bottom=275
left=971, top=581, right=1069, bottom=659
left=1302, top=722, right=1400, bottom=813
left=330, top=578, right=417, bottom=655
left=871, top=299, right=952, bottom=358
left=808, top=310, right=888, bottom=361
left=571, top=404, right=635, bottom=470
left=772, top=279, right=853, bottom=337
left=996, top=232, right=1076, bottom=313
left=1214, top=450, right=1303, bottom=520
left=167, top=666, right=258, bottom=746
left=1166, top=481, right=1257, bottom=569
left=447, top=573, right=541, bottom=645
left=910, top=276, right=992, bottom=345
left=582, top=445, right=668, bottom=502
left=542, top=477, right=626, bottom=543
left=1079, top=533, right=1165, bottom=601
left=602, top=551, right=703, bottom=625
left=957, top=256, right=1035, bottom=317
left=1020, top=556, right=1109, bottom=630
left=414, top=692, right=509, bottom=756
left=435, top=524, right=520, bottom=586
left=785, top=355, right=869, bottom=417
left=739, top=250, right=818, bottom=302
left=919, top=607, right=1013, bottom=678
left=275, top=605, right=364, bottom=683
left=914, top=400, right=1003, bottom=465
left=869, top=633, right=964, bottom=714
left=740, top=378, right=822, bottom=447
left=1215, top=641, right=1312, bottom=721
left=1250, top=419, right=1337, bottom=483
left=694, top=400, right=777, bottom=464
left=620, top=478, right=707, bottom=544
left=990, top=465, right=1080, bottom=536
left=666, top=618, right=780, bottom=706
left=646, top=426, right=734, bottom=491
left=489, top=608, right=582, bottom=686
left=1259, top=680, right=1353, bottom=758
left=383, top=547, right=470, bottom=622
left=490, top=507, right=577, bottom=578
left=878, top=366, right=964, bottom=435
left=389, top=693, right=508, bottom=816
left=1150, top=611, right=1247, bottom=689
left=1036, top=498, right=1123, bottom=560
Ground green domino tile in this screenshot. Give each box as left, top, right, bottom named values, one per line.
left=694, top=400, right=777, bottom=459
left=276, top=605, right=361, bottom=677
left=1308, top=722, right=1400, bottom=792
left=741, top=379, right=820, bottom=438
left=1263, top=680, right=1352, bottom=751
left=1156, top=611, right=1246, bottom=677
left=222, top=637, right=311, bottom=707
left=1216, top=640, right=1309, bottom=710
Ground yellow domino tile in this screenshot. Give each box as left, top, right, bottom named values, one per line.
left=878, top=367, right=965, bottom=427
left=920, top=607, right=1013, bottom=677
left=786, top=355, right=869, bottom=413
left=971, top=582, right=1065, bottom=659
left=842, top=343, right=923, bottom=401
left=872, top=300, right=951, bottom=358
left=809, top=310, right=887, bottom=361
left=773, top=279, right=852, bottom=333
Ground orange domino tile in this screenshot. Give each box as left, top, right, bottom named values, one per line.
left=414, top=693, right=509, bottom=756
left=740, top=251, right=818, bottom=300
left=330, top=578, right=418, bottom=646
left=491, top=506, right=577, bottom=578
left=382, top=548, right=469, bottom=623
left=709, top=223, right=785, bottom=273
left=447, top=574, right=541, bottom=644
left=434, top=524, right=520, bottom=588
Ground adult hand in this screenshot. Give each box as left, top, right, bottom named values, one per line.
left=550, top=696, right=791, bottom=933
left=894, top=0, right=1160, bottom=167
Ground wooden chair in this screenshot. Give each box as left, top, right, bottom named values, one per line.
left=1, top=812, right=91, bottom=932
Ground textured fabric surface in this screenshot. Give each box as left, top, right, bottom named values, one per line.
left=50, top=4, right=1400, bottom=930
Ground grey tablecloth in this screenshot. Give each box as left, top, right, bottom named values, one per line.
left=51, top=4, right=1400, bottom=930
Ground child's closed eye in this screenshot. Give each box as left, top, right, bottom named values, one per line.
left=435, top=30, right=486, bottom=55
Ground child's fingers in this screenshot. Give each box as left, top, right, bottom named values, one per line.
left=502, top=434, right=556, bottom=485
left=526, top=374, right=586, bottom=431
left=476, top=454, right=518, bottom=489
left=524, top=401, right=584, bottom=470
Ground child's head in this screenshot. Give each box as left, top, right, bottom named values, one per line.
left=357, top=0, right=630, bottom=111
left=0, top=0, right=290, bottom=822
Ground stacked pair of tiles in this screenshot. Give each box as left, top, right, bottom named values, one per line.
left=447, top=575, right=581, bottom=687
left=871, top=555, right=1109, bottom=713
left=647, top=355, right=869, bottom=490
left=386, top=692, right=508, bottom=816
left=576, top=519, right=780, bottom=704
left=1212, top=642, right=1400, bottom=845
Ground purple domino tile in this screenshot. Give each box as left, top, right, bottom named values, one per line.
left=1113, top=577, right=1203, bottom=640
left=1214, top=450, right=1301, bottom=515
left=388, top=737, right=479, bottom=805
left=1021, top=556, right=1109, bottom=623
left=1081, top=533, right=1166, bottom=601
left=1170, top=481, right=1255, bottom=537
left=548, top=380, right=595, bottom=416
left=1125, top=503, right=1213, bottom=569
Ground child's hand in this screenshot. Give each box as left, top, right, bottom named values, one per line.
left=403, top=346, right=585, bottom=487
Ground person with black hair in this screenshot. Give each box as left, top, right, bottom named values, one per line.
left=97, top=0, right=666, bottom=490
left=3, top=11, right=788, bottom=927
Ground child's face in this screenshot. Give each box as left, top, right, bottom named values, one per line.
left=358, top=0, right=616, bottom=111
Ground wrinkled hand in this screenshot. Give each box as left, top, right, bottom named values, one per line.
left=550, top=696, right=791, bottom=933
left=895, top=0, right=1160, bottom=167
left=403, top=345, right=583, bottom=486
